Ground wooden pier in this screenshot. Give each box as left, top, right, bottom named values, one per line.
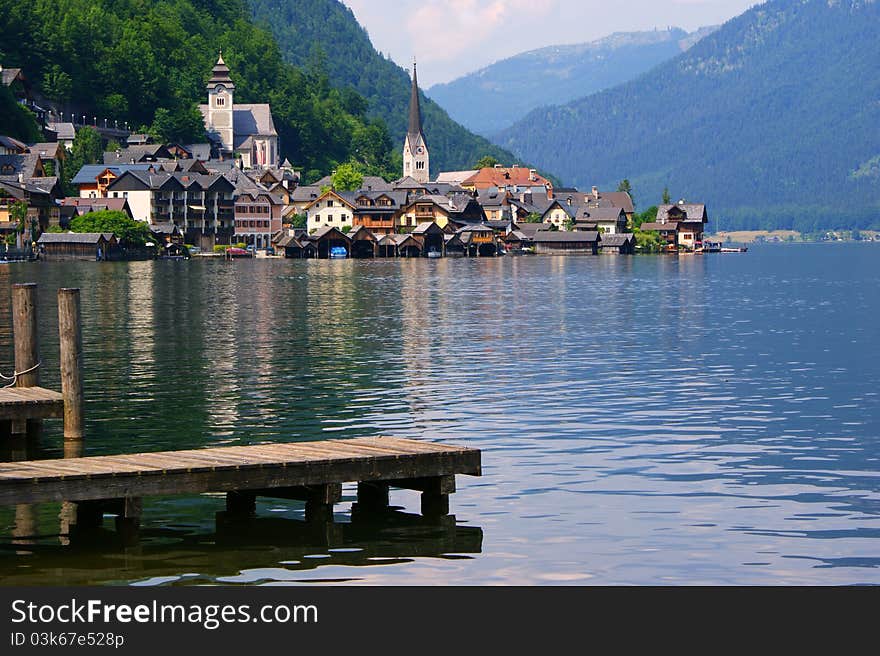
left=0, top=436, right=481, bottom=535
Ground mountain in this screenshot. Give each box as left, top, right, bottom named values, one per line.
left=427, top=26, right=718, bottom=137
left=496, top=0, right=880, bottom=232
left=247, top=0, right=518, bottom=176
left=0, top=0, right=400, bottom=179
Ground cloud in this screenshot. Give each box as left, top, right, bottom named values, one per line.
left=405, top=0, right=557, bottom=64
left=341, top=0, right=758, bottom=85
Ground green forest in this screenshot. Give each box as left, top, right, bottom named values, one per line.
left=496, top=0, right=880, bottom=232
left=0, top=0, right=398, bottom=180
left=246, top=0, right=518, bottom=176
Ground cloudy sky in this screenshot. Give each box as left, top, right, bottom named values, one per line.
left=341, top=0, right=760, bottom=87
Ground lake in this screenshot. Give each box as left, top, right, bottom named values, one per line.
left=1, top=244, right=878, bottom=585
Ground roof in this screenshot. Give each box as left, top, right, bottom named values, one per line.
left=37, top=232, right=115, bottom=245
left=598, top=233, right=635, bottom=247
left=656, top=203, right=707, bottom=223
left=513, top=222, right=551, bottom=236
left=148, top=221, right=178, bottom=235
left=29, top=142, right=62, bottom=159
left=638, top=222, right=677, bottom=232
left=207, top=53, right=235, bottom=89
left=311, top=225, right=350, bottom=241
left=533, top=231, right=599, bottom=243
left=578, top=206, right=626, bottom=222
left=70, top=164, right=152, bottom=185
left=0, top=153, right=40, bottom=177
left=463, top=166, right=551, bottom=190
left=0, top=136, right=28, bottom=153
left=103, top=144, right=169, bottom=165
left=435, top=170, right=478, bottom=184
left=598, top=191, right=634, bottom=214
left=1, top=68, right=23, bottom=87
left=46, top=123, right=75, bottom=140
left=348, top=225, right=377, bottom=241
left=292, top=185, right=321, bottom=203
left=359, top=176, right=392, bottom=192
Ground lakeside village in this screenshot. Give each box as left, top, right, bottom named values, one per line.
left=2, top=55, right=718, bottom=262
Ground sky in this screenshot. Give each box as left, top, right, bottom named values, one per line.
left=340, top=0, right=761, bottom=87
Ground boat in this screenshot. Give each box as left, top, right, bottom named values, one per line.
left=426, top=248, right=442, bottom=259
left=702, top=240, right=722, bottom=253
left=720, top=246, right=748, bottom=253
left=329, top=245, right=348, bottom=259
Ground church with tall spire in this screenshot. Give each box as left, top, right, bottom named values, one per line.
left=403, top=61, right=430, bottom=184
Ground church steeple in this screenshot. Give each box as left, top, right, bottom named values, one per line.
left=403, top=60, right=430, bottom=183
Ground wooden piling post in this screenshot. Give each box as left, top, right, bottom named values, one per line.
left=58, top=288, right=84, bottom=441
left=11, top=284, right=39, bottom=436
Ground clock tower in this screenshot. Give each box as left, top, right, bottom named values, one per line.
left=403, top=61, right=430, bottom=183
left=206, top=52, right=235, bottom=156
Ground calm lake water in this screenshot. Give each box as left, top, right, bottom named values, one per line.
left=0, top=244, right=878, bottom=585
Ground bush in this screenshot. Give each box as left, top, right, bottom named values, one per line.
left=213, top=244, right=229, bottom=253
left=235, top=242, right=247, bottom=249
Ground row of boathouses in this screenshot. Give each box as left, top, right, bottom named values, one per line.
left=274, top=221, right=636, bottom=259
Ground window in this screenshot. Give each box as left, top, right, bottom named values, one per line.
left=216, top=96, right=225, bottom=107
left=328, top=214, right=333, bottom=223
left=327, top=199, right=334, bottom=207
left=416, top=161, right=425, bottom=170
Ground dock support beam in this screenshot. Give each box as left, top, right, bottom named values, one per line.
left=11, top=283, right=39, bottom=437
left=114, top=497, right=142, bottom=545
left=356, top=481, right=390, bottom=513
left=226, top=491, right=256, bottom=518
left=58, top=288, right=84, bottom=441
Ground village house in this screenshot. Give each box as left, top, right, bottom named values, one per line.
left=105, top=169, right=235, bottom=248
left=304, top=190, right=357, bottom=233
left=352, top=190, right=408, bottom=235
left=401, top=193, right=486, bottom=230
left=72, top=164, right=153, bottom=198
left=640, top=201, right=709, bottom=251
left=573, top=207, right=628, bottom=234
left=234, top=190, right=283, bottom=250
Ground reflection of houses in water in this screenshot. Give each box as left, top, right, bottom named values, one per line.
left=127, top=261, right=156, bottom=390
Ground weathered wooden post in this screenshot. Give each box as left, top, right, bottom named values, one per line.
left=11, top=283, right=39, bottom=437
left=58, top=288, right=84, bottom=440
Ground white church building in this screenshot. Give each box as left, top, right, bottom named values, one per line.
left=200, top=53, right=279, bottom=169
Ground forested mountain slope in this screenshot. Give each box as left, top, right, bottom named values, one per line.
left=247, top=0, right=518, bottom=175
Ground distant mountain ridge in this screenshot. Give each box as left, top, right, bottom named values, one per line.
left=427, top=26, right=718, bottom=137
left=496, top=0, right=880, bottom=231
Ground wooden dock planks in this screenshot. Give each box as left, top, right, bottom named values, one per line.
left=0, top=436, right=481, bottom=506
left=0, top=386, right=65, bottom=421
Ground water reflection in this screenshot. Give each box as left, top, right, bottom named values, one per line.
left=0, top=504, right=482, bottom=586
left=1, top=246, right=879, bottom=584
